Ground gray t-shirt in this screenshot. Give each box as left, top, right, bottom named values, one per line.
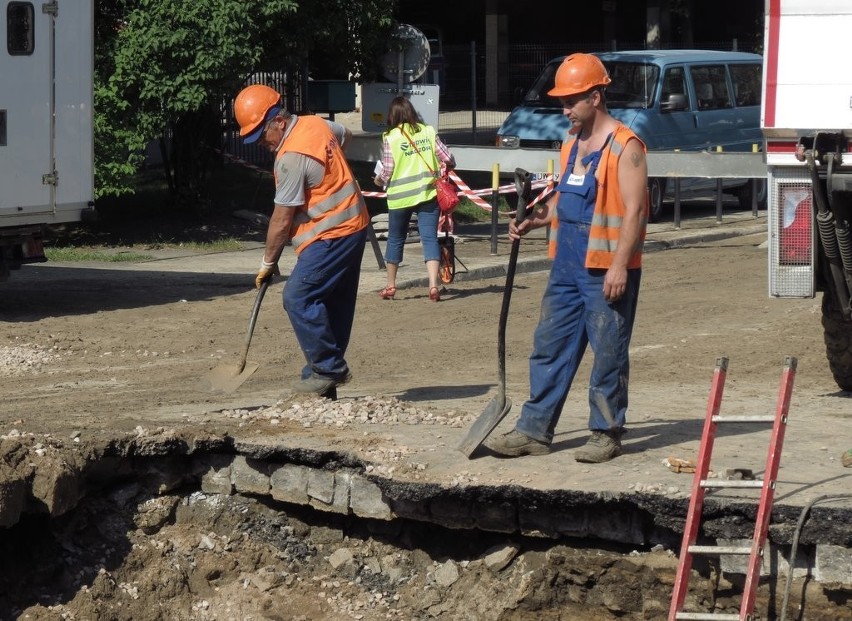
left=273, top=116, right=347, bottom=207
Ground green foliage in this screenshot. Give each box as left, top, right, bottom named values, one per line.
left=275, top=0, right=396, bottom=81
left=93, top=0, right=396, bottom=200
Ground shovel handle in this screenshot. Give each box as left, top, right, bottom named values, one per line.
left=496, top=169, right=534, bottom=391
left=237, top=280, right=268, bottom=371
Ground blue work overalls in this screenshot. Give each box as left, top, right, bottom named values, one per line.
left=283, top=227, right=368, bottom=381
left=514, top=137, right=641, bottom=444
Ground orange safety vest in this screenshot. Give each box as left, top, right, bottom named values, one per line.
left=275, top=116, right=369, bottom=255
left=548, top=123, right=648, bottom=269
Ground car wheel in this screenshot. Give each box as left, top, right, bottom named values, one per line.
left=737, top=179, right=767, bottom=210
left=648, top=178, right=666, bottom=223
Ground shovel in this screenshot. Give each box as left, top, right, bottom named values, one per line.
left=458, top=168, right=533, bottom=457
left=200, top=280, right=269, bottom=393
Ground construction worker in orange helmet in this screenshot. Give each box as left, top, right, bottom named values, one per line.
left=547, top=53, right=612, bottom=98
left=234, top=84, right=282, bottom=144
left=231, top=83, right=370, bottom=398
left=487, top=52, right=649, bottom=464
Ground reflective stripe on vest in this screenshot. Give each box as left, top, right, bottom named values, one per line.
left=291, top=198, right=367, bottom=248
left=275, top=116, right=368, bottom=254
left=293, top=180, right=360, bottom=224
left=547, top=123, right=647, bottom=269
left=385, top=125, right=438, bottom=209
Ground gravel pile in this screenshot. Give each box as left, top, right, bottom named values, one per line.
left=223, top=395, right=476, bottom=429
left=0, top=343, right=62, bottom=377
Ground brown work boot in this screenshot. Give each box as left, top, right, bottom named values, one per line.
left=574, top=430, right=622, bottom=463
left=293, top=371, right=352, bottom=396
left=486, top=430, right=550, bottom=457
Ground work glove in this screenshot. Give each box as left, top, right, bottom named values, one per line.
left=256, top=260, right=280, bottom=289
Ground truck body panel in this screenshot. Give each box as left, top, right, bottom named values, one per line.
left=762, top=0, right=852, bottom=391
left=1, top=0, right=94, bottom=279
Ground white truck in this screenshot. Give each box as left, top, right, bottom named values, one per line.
left=0, top=0, right=94, bottom=281
left=762, top=0, right=852, bottom=391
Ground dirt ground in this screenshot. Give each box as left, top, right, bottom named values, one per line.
left=1, top=219, right=851, bottom=619
left=1, top=229, right=849, bottom=473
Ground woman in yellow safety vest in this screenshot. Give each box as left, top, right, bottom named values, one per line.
left=373, top=97, right=455, bottom=302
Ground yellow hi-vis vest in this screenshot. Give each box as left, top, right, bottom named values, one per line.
left=275, top=116, right=369, bottom=255
left=385, top=124, right=439, bottom=210
left=548, top=123, right=648, bottom=269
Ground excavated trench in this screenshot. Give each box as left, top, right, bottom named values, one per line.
left=1, top=433, right=850, bottom=621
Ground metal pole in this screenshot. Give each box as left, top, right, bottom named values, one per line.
left=491, top=164, right=499, bottom=255
left=715, top=145, right=723, bottom=224
left=471, top=41, right=478, bottom=144
left=716, top=178, right=724, bottom=224
left=752, top=179, right=759, bottom=218
left=674, top=178, right=682, bottom=229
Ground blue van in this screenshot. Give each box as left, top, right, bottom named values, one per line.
left=496, top=50, right=764, bottom=220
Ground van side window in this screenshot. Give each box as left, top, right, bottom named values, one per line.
left=729, top=63, right=761, bottom=107
left=690, top=65, right=732, bottom=110
left=7, top=2, right=35, bottom=56
left=661, top=67, right=688, bottom=108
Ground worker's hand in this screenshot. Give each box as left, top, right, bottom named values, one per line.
left=508, top=218, right=532, bottom=240
left=256, top=260, right=280, bottom=289
left=603, top=266, right=628, bottom=302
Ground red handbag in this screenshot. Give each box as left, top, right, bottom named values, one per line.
left=400, top=126, right=458, bottom=213
left=434, top=175, right=460, bottom=213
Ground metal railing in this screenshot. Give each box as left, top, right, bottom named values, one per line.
left=345, top=137, right=767, bottom=228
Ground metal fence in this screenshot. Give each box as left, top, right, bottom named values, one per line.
left=220, top=39, right=760, bottom=164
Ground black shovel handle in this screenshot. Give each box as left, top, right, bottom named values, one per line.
left=496, top=168, right=533, bottom=391
left=237, top=280, right=269, bottom=371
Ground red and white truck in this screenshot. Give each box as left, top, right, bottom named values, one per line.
left=762, top=0, right=852, bottom=391
left=0, top=0, right=94, bottom=282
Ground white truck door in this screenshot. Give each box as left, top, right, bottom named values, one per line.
left=0, top=1, right=54, bottom=216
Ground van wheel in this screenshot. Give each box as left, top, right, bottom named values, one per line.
left=736, top=179, right=767, bottom=210
left=648, top=178, right=666, bottom=223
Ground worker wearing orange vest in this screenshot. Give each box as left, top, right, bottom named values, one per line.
left=488, top=54, right=649, bottom=463
left=234, top=85, right=369, bottom=397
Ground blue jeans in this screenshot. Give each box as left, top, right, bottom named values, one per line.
left=515, top=221, right=641, bottom=444
left=283, top=228, right=367, bottom=380
left=384, top=199, right=440, bottom=264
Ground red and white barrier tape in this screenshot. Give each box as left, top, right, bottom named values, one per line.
left=218, top=149, right=555, bottom=212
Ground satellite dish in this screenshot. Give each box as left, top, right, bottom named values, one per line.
left=379, top=23, right=431, bottom=84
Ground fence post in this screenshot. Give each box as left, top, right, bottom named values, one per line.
left=544, top=159, right=554, bottom=245
left=715, top=146, right=724, bottom=224
left=752, top=143, right=760, bottom=218
left=491, top=163, right=499, bottom=255
left=471, top=41, right=478, bottom=144
left=674, top=178, right=682, bottom=229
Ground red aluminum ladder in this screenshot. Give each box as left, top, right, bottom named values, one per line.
left=668, top=356, right=797, bottom=621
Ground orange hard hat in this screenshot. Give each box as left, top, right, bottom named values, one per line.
left=234, top=84, right=281, bottom=143
left=548, top=53, right=611, bottom=98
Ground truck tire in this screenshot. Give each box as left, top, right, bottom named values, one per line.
left=736, top=179, right=767, bottom=210
left=822, top=293, right=852, bottom=392
left=649, top=178, right=666, bottom=223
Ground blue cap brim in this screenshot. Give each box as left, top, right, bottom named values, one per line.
left=242, top=106, right=281, bottom=144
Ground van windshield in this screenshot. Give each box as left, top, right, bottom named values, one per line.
left=523, top=60, right=660, bottom=110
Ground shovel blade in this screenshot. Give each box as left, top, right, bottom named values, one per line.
left=199, top=360, right=260, bottom=394
left=457, top=396, right=513, bottom=458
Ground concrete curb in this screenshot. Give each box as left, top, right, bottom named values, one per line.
left=392, top=223, right=767, bottom=292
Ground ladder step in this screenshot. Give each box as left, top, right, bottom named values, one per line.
left=712, top=414, right=776, bottom=423
left=688, top=545, right=752, bottom=555
left=675, top=613, right=741, bottom=620
left=701, top=480, right=764, bottom=489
